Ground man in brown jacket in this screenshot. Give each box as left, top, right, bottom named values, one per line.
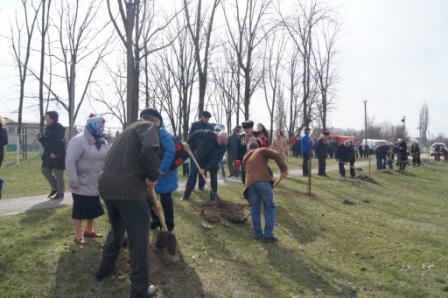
left=242, top=141, right=288, bottom=242
left=96, top=109, right=162, bottom=297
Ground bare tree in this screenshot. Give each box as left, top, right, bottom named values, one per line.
left=418, top=103, right=429, bottom=145
left=212, top=47, right=238, bottom=134
left=37, top=0, right=51, bottom=134
left=312, top=15, right=339, bottom=131
left=10, top=0, right=40, bottom=149
left=276, top=86, right=287, bottom=131
left=107, top=0, right=177, bottom=125
left=149, top=53, right=179, bottom=136
left=93, top=60, right=127, bottom=129
left=164, top=15, right=196, bottom=139
left=261, top=32, right=285, bottom=143
left=222, top=0, right=272, bottom=120
left=51, top=0, right=110, bottom=137
left=285, top=45, right=302, bottom=138
left=183, top=0, right=220, bottom=118
left=280, top=0, right=325, bottom=128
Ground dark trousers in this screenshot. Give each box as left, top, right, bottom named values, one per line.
left=184, top=162, right=218, bottom=199
left=149, top=192, right=174, bottom=232
left=97, top=199, right=150, bottom=297
left=413, top=155, right=421, bottom=166
left=339, top=161, right=355, bottom=177
left=376, top=153, right=384, bottom=170
left=318, top=157, right=326, bottom=176
left=190, top=162, right=206, bottom=190
left=302, top=152, right=310, bottom=176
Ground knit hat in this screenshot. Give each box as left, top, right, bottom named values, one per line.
left=202, top=111, right=212, bottom=118
left=140, top=108, right=163, bottom=126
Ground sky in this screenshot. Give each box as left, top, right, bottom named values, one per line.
left=0, top=0, right=447, bottom=137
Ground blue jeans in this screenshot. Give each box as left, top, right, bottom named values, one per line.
left=246, top=181, right=275, bottom=238
left=376, top=153, right=383, bottom=170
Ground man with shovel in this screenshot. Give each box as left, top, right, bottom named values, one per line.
left=182, top=130, right=228, bottom=201
left=242, top=141, right=288, bottom=242
left=96, top=110, right=161, bottom=297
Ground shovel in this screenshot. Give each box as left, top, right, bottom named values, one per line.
left=187, top=148, right=223, bottom=206
left=147, top=184, right=177, bottom=255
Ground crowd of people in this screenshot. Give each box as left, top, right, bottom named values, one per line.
left=0, top=109, right=446, bottom=297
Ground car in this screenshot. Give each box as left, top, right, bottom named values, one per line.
left=430, top=143, right=447, bottom=156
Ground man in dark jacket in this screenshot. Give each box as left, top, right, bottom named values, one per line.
left=96, top=109, right=161, bottom=298
left=183, top=130, right=228, bottom=201
left=316, top=131, right=330, bottom=176
left=374, top=145, right=387, bottom=170
left=38, top=111, right=66, bottom=200
left=0, top=122, right=8, bottom=168
left=189, top=111, right=213, bottom=135
left=227, top=126, right=241, bottom=177
left=396, top=138, right=408, bottom=170
left=335, top=140, right=356, bottom=178
left=411, top=143, right=421, bottom=166
left=189, top=111, right=213, bottom=190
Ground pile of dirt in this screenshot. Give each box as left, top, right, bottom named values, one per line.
left=356, top=175, right=379, bottom=184
left=192, top=201, right=249, bottom=224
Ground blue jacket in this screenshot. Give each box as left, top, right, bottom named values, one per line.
left=155, top=127, right=178, bottom=194
left=301, top=133, right=313, bottom=154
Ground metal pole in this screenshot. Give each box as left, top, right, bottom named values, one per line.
left=364, top=100, right=371, bottom=176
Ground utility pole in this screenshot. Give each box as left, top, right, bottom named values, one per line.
left=364, top=100, right=371, bottom=176
left=402, top=116, right=406, bottom=139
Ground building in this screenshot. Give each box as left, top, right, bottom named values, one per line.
left=0, top=117, right=41, bottom=151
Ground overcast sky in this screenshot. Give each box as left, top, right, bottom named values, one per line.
left=0, top=0, right=447, bottom=137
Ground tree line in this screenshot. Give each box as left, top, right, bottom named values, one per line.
left=10, top=0, right=340, bottom=141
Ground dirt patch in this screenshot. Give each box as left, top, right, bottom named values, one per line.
left=342, top=199, right=356, bottom=205
left=356, top=176, right=379, bottom=184
left=114, top=245, right=188, bottom=284
left=192, top=201, right=249, bottom=224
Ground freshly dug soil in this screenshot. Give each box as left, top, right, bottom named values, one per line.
left=192, top=201, right=249, bottom=224
left=342, top=199, right=356, bottom=205
left=114, top=244, right=187, bottom=283
left=356, top=175, right=379, bottom=184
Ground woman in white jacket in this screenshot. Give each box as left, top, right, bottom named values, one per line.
left=66, top=116, right=109, bottom=245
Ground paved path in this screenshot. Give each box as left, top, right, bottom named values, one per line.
left=0, top=160, right=371, bottom=216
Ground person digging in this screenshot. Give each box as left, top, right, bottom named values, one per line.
left=242, top=141, right=288, bottom=242
left=95, top=109, right=161, bottom=298
left=182, top=129, right=228, bottom=201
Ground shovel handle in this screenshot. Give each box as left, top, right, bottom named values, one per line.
left=187, top=148, right=211, bottom=186
left=147, top=184, right=169, bottom=233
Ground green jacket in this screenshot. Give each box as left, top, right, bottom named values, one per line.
left=99, top=120, right=161, bottom=201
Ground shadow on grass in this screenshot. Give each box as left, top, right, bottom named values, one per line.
left=47, top=233, right=207, bottom=298
left=263, top=244, right=357, bottom=297
left=275, top=205, right=319, bottom=244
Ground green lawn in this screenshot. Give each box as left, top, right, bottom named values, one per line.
left=0, top=161, right=447, bottom=297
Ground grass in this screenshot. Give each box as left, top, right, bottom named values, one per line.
left=0, top=161, right=447, bottom=297
left=0, top=150, right=336, bottom=199
left=0, top=151, right=56, bottom=199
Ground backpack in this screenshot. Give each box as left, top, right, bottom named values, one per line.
left=169, top=137, right=189, bottom=171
